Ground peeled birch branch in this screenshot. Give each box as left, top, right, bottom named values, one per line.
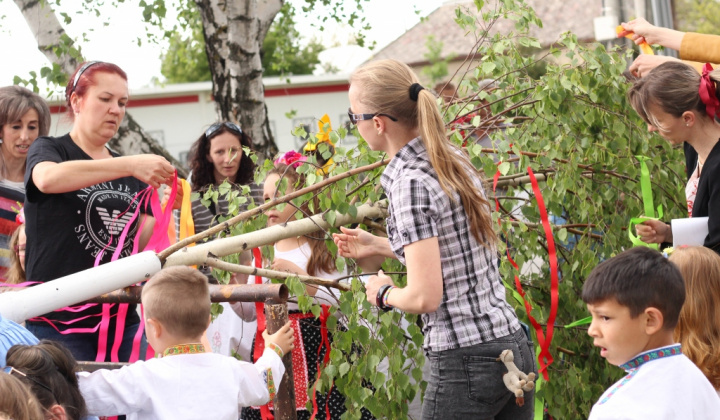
left=204, top=256, right=351, bottom=292
left=164, top=201, right=387, bottom=267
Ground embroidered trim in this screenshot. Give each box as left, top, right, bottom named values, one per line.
left=620, top=344, right=682, bottom=371
left=267, top=342, right=284, bottom=358
left=162, top=343, right=205, bottom=357
left=598, top=345, right=683, bottom=405
left=264, top=368, right=277, bottom=401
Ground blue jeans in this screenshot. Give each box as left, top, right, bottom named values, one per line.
left=422, top=327, right=536, bottom=420
left=26, top=319, right=147, bottom=362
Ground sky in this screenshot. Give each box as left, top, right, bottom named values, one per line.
left=0, top=0, right=445, bottom=93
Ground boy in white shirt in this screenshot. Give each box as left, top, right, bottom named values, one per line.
left=582, top=247, right=720, bottom=419
left=79, top=266, right=294, bottom=420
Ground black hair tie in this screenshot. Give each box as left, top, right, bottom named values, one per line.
left=409, top=83, right=425, bottom=102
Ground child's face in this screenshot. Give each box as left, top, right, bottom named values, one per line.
left=587, top=299, right=652, bottom=366
left=263, top=173, right=298, bottom=227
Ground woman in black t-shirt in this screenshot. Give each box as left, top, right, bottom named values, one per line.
left=23, top=61, right=175, bottom=362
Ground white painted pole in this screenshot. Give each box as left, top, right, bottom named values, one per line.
left=0, top=251, right=161, bottom=323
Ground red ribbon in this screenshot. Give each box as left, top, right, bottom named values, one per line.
left=310, top=304, right=332, bottom=420
left=700, top=63, right=720, bottom=120
left=252, top=247, right=274, bottom=420
left=493, top=167, right=559, bottom=380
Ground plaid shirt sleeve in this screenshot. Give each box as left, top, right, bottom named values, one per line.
left=390, top=176, right=439, bottom=248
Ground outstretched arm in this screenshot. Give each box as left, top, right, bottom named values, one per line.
left=365, top=236, right=443, bottom=314
left=621, top=18, right=685, bottom=51
left=32, top=154, right=175, bottom=194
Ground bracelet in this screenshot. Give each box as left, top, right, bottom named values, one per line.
left=376, top=284, right=395, bottom=311
left=382, top=285, right=395, bottom=310
left=266, top=342, right=284, bottom=358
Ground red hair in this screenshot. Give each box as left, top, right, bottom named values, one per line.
left=64, top=62, right=128, bottom=119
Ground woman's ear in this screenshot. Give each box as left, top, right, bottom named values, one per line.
left=682, top=110, right=697, bottom=127
left=47, top=403, right=67, bottom=420
left=70, top=92, right=81, bottom=115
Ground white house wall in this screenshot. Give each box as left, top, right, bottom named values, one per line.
left=48, top=74, right=354, bottom=167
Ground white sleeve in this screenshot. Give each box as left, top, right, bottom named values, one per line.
left=236, top=348, right=286, bottom=407
left=78, top=365, right=149, bottom=416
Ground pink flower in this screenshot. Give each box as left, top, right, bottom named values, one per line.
left=274, top=151, right=306, bottom=169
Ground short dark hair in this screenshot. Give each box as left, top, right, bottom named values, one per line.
left=581, top=247, right=685, bottom=329
left=142, top=266, right=211, bottom=339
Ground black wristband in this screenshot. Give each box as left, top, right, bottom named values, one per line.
left=376, top=284, right=393, bottom=311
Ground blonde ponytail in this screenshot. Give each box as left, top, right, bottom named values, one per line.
left=351, top=59, right=496, bottom=245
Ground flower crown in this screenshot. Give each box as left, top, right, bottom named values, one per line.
left=274, top=150, right=306, bottom=169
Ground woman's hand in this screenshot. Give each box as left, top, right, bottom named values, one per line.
left=636, top=219, right=672, bottom=244
left=629, top=55, right=680, bottom=78
left=332, top=227, right=379, bottom=259
left=365, top=269, right=394, bottom=306
left=161, top=181, right=184, bottom=210
left=130, top=155, right=175, bottom=189
left=621, top=18, right=684, bottom=50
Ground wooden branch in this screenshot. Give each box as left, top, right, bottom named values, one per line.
left=158, top=159, right=389, bottom=262
left=204, top=256, right=351, bottom=292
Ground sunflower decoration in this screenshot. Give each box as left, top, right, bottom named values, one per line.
left=303, top=114, right=336, bottom=175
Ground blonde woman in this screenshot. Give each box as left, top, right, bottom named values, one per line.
left=669, top=246, right=720, bottom=397
left=333, top=59, right=534, bottom=419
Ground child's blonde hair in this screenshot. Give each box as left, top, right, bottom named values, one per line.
left=6, top=224, right=26, bottom=284
left=669, top=246, right=720, bottom=389
left=0, top=372, right=44, bottom=420
left=142, top=266, right=211, bottom=339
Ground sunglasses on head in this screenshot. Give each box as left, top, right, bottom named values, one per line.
left=205, top=122, right=243, bottom=139
left=347, top=108, right=398, bottom=125
left=3, top=366, right=56, bottom=397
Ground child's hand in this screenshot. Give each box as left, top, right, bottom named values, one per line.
left=264, top=322, right=295, bottom=356
left=270, top=258, right=306, bottom=275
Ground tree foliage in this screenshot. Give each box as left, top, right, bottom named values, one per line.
left=160, top=2, right=324, bottom=83
left=674, top=0, right=720, bottom=36
left=205, top=1, right=688, bottom=418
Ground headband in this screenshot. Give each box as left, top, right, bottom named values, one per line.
left=72, top=61, right=101, bottom=92
left=699, top=63, right=720, bottom=120
left=274, top=150, right=306, bottom=169
left=409, top=83, right=425, bottom=102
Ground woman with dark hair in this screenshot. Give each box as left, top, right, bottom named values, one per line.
left=180, top=121, right=257, bottom=237
left=23, top=61, right=175, bottom=362
left=629, top=61, right=720, bottom=253
left=6, top=340, right=88, bottom=420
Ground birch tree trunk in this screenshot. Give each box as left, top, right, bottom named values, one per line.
left=12, top=0, right=187, bottom=177
left=195, top=0, right=282, bottom=159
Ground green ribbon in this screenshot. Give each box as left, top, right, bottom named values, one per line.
left=628, top=156, right=663, bottom=250
left=534, top=354, right=544, bottom=420
left=564, top=316, right=592, bottom=328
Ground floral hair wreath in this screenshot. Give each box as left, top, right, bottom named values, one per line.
left=274, top=150, right=306, bottom=169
